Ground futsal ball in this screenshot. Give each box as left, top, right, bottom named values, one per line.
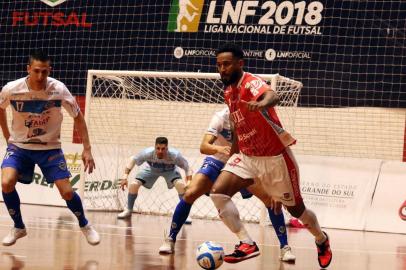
left=196, top=241, right=224, bottom=270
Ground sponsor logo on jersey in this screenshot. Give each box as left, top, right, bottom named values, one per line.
left=245, top=79, right=262, bottom=96
left=228, top=156, right=241, bottom=167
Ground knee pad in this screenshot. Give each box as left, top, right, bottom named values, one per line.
left=210, top=193, right=231, bottom=211
left=210, top=193, right=242, bottom=233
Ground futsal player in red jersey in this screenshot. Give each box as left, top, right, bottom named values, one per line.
left=210, top=43, right=332, bottom=268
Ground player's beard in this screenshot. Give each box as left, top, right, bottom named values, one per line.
left=221, top=71, right=241, bottom=86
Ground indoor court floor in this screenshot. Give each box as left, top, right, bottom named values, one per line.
left=0, top=203, right=405, bottom=270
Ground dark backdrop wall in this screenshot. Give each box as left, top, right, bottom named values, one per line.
left=0, top=0, right=405, bottom=107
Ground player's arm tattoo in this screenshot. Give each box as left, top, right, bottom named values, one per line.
left=257, top=89, right=279, bottom=108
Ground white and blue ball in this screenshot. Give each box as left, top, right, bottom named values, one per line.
left=196, top=241, right=224, bottom=270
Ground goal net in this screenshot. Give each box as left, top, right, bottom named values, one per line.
left=83, top=70, right=302, bottom=222
left=0, top=1, right=404, bottom=162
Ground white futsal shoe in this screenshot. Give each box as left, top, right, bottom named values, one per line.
left=117, top=209, right=132, bottom=219
left=81, top=224, right=100, bottom=245
left=185, top=216, right=192, bottom=225
left=280, top=245, right=296, bottom=262
left=2, top=227, right=27, bottom=246
left=159, top=237, right=175, bottom=254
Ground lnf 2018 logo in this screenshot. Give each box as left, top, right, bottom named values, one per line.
left=41, top=0, right=67, bottom=7
left=168, top=0, right=204, bottom=32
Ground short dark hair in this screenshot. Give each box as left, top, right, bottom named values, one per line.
left=155, top=136, right=168, bottom=145
left=216, top=43, right=244, bottom=60
left=29, top=50, right=51, bottom=65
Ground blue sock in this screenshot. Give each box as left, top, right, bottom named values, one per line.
left=2, top=190, right=25, bottom=229
left=128, top=193, right=138, bottom=210
left=178, top=194, right=184, bottom=200
left=169, top=198, right=191, bottom=241
left=268, top=208, right=288, bottom=248
left=66, top=192, right=88, bottom=227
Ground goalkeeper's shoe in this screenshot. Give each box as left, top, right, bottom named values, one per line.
left=117, top=209, right=132, bottom=219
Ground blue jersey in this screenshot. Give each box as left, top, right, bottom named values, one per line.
left=132, top=147, right=191, bottom=176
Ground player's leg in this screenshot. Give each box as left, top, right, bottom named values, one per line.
left=39, top=149, right=100, bottom=245
left=165, top=170, right=187, bottom=201
left=171, top=178, right=192, bottom=225
left=118, top=179, right=143, bottom=219
left=164, top=169, right=193, bottom=225
left=53, top=178, right=100, bottom=245
left=1, top=145, right=30, bottom=246
left=118, top=167, right=157, bottom=219
left=266, top=148, right=332, bottom=268
left=159, top=172, right=213, bottom=254
left=286, top=200, right=332, bottom=268
left=246, top=182, right=295, bottom=262
left=210, top=154, right=259, bottom=263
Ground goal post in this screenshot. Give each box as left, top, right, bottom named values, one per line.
left=81, top=70, right=302, bottom=223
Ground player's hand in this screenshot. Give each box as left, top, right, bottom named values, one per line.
left=185, top=175, right=192, bottom=187
left=217, top=146, right=231, bottom=156
left=82, top=148, right=95, bottom=174
left=120, top=179, right=128, bottom=191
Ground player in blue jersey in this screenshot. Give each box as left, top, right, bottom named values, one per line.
left=158, top=107, right=296, bottom=262
left=0, top=51, right=100, bottom=246
left=117, top=137, right=193, bottom=219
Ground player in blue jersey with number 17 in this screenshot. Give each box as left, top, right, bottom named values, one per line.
left=159, top=107, right=296, bottom=262
left=117, top=136, right=193, bottom=220
left=0, top=51, right=100, bottom=246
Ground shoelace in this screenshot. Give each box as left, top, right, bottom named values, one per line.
left=317, top=242, right=329, bottom=255
left=282, top=246, right=291, bottom=252
left=228, top=249, right=247, bottom=257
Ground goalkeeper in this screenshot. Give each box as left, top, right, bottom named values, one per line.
left=118, top=136, right=193, bottom=221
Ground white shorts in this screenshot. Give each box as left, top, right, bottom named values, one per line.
left=222, top=148, right=302, bottom=206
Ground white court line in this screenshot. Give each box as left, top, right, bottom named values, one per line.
left=0, top=215, right=404, bottom=257
left=3, top=254, right=27, bottom=258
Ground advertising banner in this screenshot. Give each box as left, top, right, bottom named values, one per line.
left=296, top=154, right=381, bottom=230
left=366, top=161, right=406, bottom=234
left=0, top=144, right=83, bottom=207
left=0, top=1, right=403, bottom=108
